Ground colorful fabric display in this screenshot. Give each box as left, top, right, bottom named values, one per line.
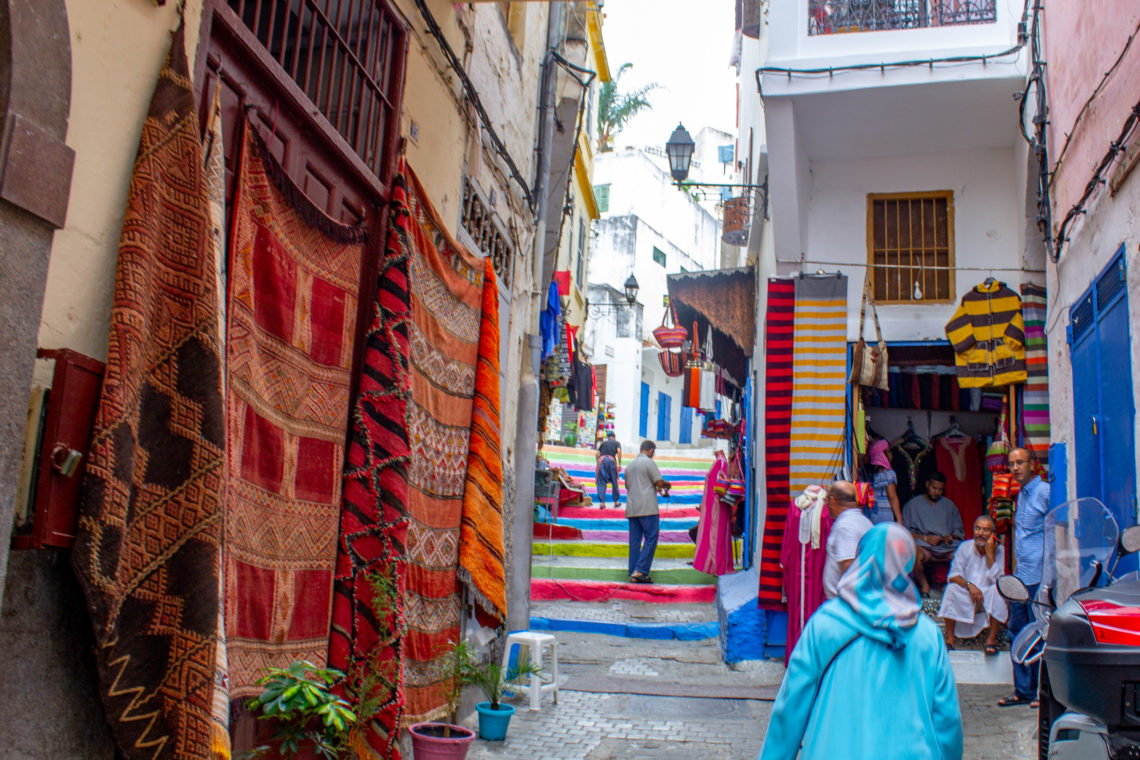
left=1020, top=283, right=1050, bottom=465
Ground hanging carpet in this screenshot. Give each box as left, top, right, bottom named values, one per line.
left=72, top=24, right=227, bottom=759
left=1020, top=283, right=1050, bottom=465
left=224, top=122, right=367, bottom=696
left=328, top=164, right=413, bottom=760
left=757, top=278, right=795, bottom=609
left=400, top=167, right=505, bottom=723
left=788, top=274, right=848, bottom=496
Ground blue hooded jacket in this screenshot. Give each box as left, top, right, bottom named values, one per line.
left=759, top=523, right=963, bottom=760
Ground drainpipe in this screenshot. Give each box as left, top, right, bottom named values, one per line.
left=508, top=0, right=564, bottom=633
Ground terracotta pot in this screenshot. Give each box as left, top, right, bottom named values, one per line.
left=408, top=722, right=475, bottom=760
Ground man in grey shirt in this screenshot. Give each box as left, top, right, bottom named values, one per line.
left=623, top=440, right=671, bottom=583
left=823, top=480, right=873, bottom=598
left=902, top=471, right=964, bottom=596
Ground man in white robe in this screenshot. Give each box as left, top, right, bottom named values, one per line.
left=938, top=515, right=1007, bottom=651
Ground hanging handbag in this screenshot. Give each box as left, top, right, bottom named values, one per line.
left=849, top=276, right=890, bottom=390
left=725, top=453, right=746, bottom=499
left=652, top=304, right=688, bottom=349
left=658, top=348, right=685, bottom=377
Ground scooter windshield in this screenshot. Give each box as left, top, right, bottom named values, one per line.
left=1041, top=497, right=1119, bottom=608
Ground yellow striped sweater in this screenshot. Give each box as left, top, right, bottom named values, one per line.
left=944, top=281, right=1027, bottom=388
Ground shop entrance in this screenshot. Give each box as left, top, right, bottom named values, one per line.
left=856, top=342, right=1004, bottom=587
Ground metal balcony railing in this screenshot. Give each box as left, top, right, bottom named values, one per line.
left=808, top=0, right=996, bottom=35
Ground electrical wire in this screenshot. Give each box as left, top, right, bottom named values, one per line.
left=412, top=0, right=533, bottom=206
left=774, top=258, right=1045, bottom=274
left=754, top=45, right=1023, bottom=94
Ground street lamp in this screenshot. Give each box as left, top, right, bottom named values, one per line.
left=586, top=273, right=640, bottom=318
left=666, top=123, right=696, bottom=183
left=663, top=122, right=766, bottom=195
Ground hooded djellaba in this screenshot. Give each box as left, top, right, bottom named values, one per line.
left=759, top=523, right=964, bottom=760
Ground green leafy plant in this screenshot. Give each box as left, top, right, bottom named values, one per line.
left=244, top=661, right=356, bottom=759
left=454, top=639, right=543, bottom=711
left=597, top=62, right=660, bottom=152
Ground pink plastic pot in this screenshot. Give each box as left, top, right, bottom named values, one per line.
left=408, top=722, right=476, bottom=760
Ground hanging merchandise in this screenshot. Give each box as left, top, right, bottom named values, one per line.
left=658, top=347, right=685, bottom=377
left=1020, top=283, right=1050, bottom=465
left=985, top=399, right=1011, bottom=472
left=849, top=275, right=890, bottom=390
left=683, top=322, right=704, bottom=409
left=944, top=279, right=1027, bottom=388
left=699, top=324, right=717, bottom=412
left=653, top=303, right=689, bottom=349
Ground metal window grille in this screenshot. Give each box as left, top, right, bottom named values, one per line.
left=808, top=0, right=996, bottom=35
left=461, top=178, right=515, bottom=283
left=868, top=191, right=954, bottom=303
left=576, top=216, right=587, bottom=284
left=227, top=0, right=402, bottom=177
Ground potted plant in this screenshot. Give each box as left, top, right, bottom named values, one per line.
left=455, top=640, right=542, bottom=742
left=243, top=660, right=356, bottom=759
left=408, top=639, right=476, bottom=760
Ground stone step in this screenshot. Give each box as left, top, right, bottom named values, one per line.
left=532, top=540, right=696, bottom=559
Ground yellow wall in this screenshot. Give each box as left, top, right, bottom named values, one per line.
left=37, top=0, right=206, bottom=363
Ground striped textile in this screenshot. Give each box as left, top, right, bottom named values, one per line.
left=944, top=281, right=1027, bottom=387
left=757, top=279, right=795, bottom=609
left=1020, top=283, right=1050, bottom=465
left=789, top=275, right=848, bottom=497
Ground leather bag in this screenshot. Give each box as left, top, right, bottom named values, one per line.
left=850, top=277, right=889, bottom=390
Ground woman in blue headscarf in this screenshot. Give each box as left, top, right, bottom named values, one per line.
left=759, top=523, right=963, bottom=760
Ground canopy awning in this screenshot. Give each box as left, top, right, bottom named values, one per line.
left=667, top=266, right=756, bottom=385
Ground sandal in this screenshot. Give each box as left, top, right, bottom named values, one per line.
left=997, top=694, right=1032, bottom=707
left=984, top=644, right=999, bottom=656
left=1031, top=700, right=1040, bottom=709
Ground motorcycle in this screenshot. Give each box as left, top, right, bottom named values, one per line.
left=997, top=497, right=1140, bottom=760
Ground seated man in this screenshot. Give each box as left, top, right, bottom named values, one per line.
left=938, top=515, right=1008, bottom=652
left=902, top=472, right=964, bottom=596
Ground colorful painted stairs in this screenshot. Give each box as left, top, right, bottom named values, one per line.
left=532, top=445, right=719, bottom=604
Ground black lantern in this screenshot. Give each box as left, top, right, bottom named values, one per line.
left=623, top=274, right=640, bottom=305
left=665, top=123, right=695, bottom=183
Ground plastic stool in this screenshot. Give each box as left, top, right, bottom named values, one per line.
left=501, top=631, right=558, bottom=710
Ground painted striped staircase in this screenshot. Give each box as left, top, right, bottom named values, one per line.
left=531, top=445, right=719, bottom=604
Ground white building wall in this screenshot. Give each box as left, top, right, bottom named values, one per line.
left=778, top=146, right=1026, bottom=341
left=588, top=148, right=722, bottom=446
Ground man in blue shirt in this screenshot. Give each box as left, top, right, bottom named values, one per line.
left=998, top=447, right=1050, bottom=707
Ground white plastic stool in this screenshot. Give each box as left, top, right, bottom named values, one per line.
left=502, top=631, right=558, bottom=710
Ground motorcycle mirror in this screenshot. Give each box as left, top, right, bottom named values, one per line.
left=997, top=574, right=1030, bottom=602
left=1122, top=525, right=1140, bottom=555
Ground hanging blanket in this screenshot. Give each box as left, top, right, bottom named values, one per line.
left=72, top=24, right=227, bottom=759
left=225, top=123, right=366, bottom=696
left=757, top=279, right=795, bottom=609
left=328, top=165, right=413, bottom=760
left=1020, top=283, right=1050, bottom=465
left=402, top=168, right=496, bottom=723
left=459, top=257, right=508, bottom=620
left=788, top=274, right=848, bottom=496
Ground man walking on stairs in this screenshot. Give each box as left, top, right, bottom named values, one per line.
left=624, top=440, right=671, bottom=583
left=596, top=432, right=623, bottom=507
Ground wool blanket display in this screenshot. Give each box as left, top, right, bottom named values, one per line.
left=72, top=24, right=227, bottom=759
left=402, top=168, right=505, bottom=723
left=329, top=165, right=413, bottom=760
left=1020, top=283, right=1050, bottom=466
left=788, top=274, right=848, bottom=496
left=757, top=279, right=795, bottom=609
left=224, top=123, right=366, bottom=696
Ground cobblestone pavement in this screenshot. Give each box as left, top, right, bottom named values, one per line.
left=463, top=684, right=1037, bottom=759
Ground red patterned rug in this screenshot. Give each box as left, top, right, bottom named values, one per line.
left=328, top=163, right=413, bottom=759
left=224, top=121, right=366, bottom=696
left=72, top=24, right=227, bottom=759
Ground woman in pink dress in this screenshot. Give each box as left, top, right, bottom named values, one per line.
left=693, top=451, right=734, bottom=575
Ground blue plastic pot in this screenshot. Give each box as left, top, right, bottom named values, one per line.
left=474, top=701, right=515, bottom=741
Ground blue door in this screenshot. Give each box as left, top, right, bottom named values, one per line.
left=639, top=382, right=649, bottom=438
left=1070, top=249, right=1137, bottom=572
left=679, top=407, right=693, bottom=444
left=657, top=391, right=672, bottom=441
